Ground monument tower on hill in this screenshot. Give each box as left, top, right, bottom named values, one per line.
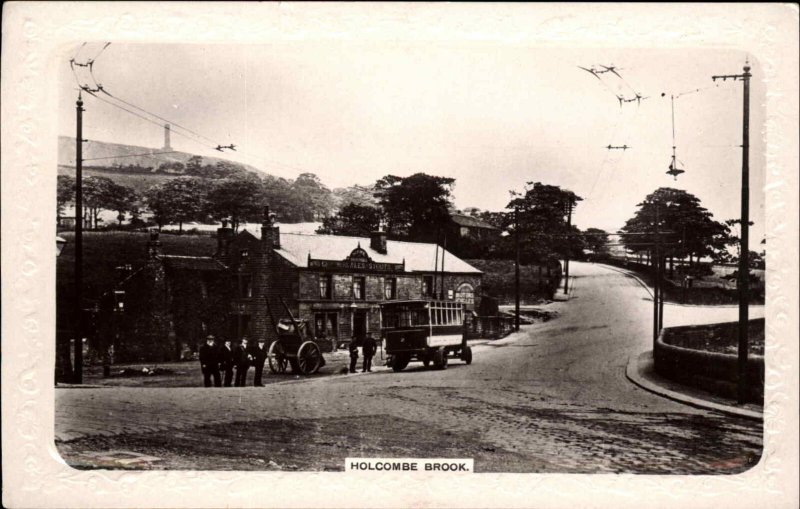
left=163, top=124, right=171, bottom=150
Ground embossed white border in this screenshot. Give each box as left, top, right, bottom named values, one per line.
left=2, top=3, right=798, bottom=508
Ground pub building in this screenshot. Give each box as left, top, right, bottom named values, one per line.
left=221, top=208, right=483, bottom=346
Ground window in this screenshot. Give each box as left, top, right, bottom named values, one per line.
left=319, top=275, right=332, bottom=299
left=353, top=277, right=365, bottom=300
left=447, top=289, right=454, bottom=300
left=240, top=275, right=252, bottom=298
left=428, top=301, right=464, bottom=327
left=422, top=276, right=433, bottom=296
left=384, top=277, right=397, bottom=300
left=456, top=283, right=475, bottom=306
left=315, top=312, right=338, bottom=339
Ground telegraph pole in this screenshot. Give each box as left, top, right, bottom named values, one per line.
left=74, top=93, right=84, bottom=384
left=563, top=201, right=572, bottom=295
left=652, top=203, right=660, bottom=346
left=713, top=62, right=751, bottom=404
left=514, top=207, right=520, bottom=332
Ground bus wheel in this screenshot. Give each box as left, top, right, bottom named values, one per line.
left=462, top=346, right=473, bottom=365
left=392, top=354, right=409, bottom=372
left=433, top=349, right=447, bottom=370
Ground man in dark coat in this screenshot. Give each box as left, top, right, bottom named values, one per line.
left=362, top=334, right=377, bottom=372
left=348, top=337, right=360, bottom=374
left=233, top=337, right=253, bottom=387
left=199, top=335, right=221, bottom=387
left=218, top=338, right=234, bottom=387
left=252, top=339, right=268, bottom=387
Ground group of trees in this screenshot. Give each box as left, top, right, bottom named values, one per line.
left=144, top=171, right=338, bottom=231
left=617, top=187, right=765, bottom=272
left=317, top=173, right=457, bottom=243
left=318, top=175, right=584, bottom=264
left=58, top=166, right=341, bottom=231
left=58, top=175, right=141, bottom=229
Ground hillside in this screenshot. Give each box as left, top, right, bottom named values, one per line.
left=58, top=136, right=263, bottom=174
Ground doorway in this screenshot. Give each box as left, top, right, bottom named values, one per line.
left=353, top=311, right=367, bottom=342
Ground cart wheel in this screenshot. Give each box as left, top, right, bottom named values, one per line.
left=391, top=354, right=410, bottom=372
left=268, top=340, right=288, bottom=374
left=432, top=348, right=447, bottom=370
left=462, top=346, right=473, bottom=365
left=297, top=341, right=322, bottom=375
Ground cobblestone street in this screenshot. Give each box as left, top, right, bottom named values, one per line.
left=55, top=262, right=763, bottom=473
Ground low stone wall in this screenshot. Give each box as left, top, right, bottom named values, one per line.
left=654, top=321, right=764, bottom=404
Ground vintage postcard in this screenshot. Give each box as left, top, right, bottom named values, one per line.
left=2, top=3, right=798, bottom=508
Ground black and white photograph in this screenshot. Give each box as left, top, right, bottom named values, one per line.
left=3, top=3, right=798, bottom=508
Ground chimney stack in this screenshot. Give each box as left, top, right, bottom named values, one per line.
left=261, top=206, right=280, bottom=249
left=216, top=219, right=233, bottom=260
left=370, top=230, right=387, bottom=254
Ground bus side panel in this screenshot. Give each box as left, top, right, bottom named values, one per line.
left=427, top=334, right=463, bottom=348
left=385, top=329, right=428, bottom=353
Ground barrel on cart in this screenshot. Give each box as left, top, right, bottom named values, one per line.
left=265, top=298, right=327, bottom=376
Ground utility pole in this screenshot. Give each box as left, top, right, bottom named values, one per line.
left=440, top=233, right=447, bottom=300
left=563, top=201, right=572, bottom=295
left=514, top=207, right=520, bottom=332
left=713, top=62, right=751, bottom=404
left=652, top=203, right=660, bottom=347
left=657, top=213, right=664, bottom=332
left=74, top=93, right=84, bottom=384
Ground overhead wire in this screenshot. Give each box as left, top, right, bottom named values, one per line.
left=82, top=89, right=219, bottom=151
left=83, top=150, right=180, bottom=162
left=72, top=41, right=332, bottom=180
left=87, top=59, right=221, bottom=146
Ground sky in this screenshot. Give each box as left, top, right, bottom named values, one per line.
left=59, top=43, right=766, bottom=242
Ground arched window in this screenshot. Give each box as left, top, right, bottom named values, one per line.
left=456, top=283, right=474, bottom=307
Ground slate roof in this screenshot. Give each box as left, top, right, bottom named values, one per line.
left=160, top=255, right=228, bottom=271
left=241, top=230, right=481, bottom=274
left=450, top=214, right=500, bottom=230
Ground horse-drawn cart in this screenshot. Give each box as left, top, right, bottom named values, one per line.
left=266, top=298, right=327, bottom=376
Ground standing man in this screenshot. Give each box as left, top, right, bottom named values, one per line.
left=362, top=333, right=377, bottom=373
left=348, top=337, right=360, bottom=374
left=252, top=338, right=268, bottom=387
left=199, top=335, right=221, bottom=387
left=219, top=337, right=234, bottom=387
left=233, top=337, right=252, bottom=387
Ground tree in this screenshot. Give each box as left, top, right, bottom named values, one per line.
left=144, top=177, right=210, bottom=232
left=291, top=173, right=335, bottom=221
left=620, top=187, right=728, bottom=270
left=506, top=182, right=583, bottom=263
left=584, top=228, right=610, bottom=255
left=316, top=203, right=381, bottom=237
left=374, top=173, right=455, bottom=242
left=107, top=184, right=141, bottom=227
left=333, top=184, right=377, bottom=209
left=57, top=175, right=75, bottom=219
left=205, top=174, right=264, bottom=231
left=83, top=176, right=118, bottom=229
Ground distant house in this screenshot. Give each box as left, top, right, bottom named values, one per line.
left=449, top=214, right=500, bottom=240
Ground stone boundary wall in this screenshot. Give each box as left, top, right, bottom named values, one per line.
left=654, top=321, right=764, bottom=404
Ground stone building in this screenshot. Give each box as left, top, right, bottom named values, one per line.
left=221, top=209, right=483, bottom=346
left=85, top=210, right=482, bottom=363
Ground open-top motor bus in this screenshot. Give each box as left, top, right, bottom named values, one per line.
left=380, top=300, right=473, bottom=371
